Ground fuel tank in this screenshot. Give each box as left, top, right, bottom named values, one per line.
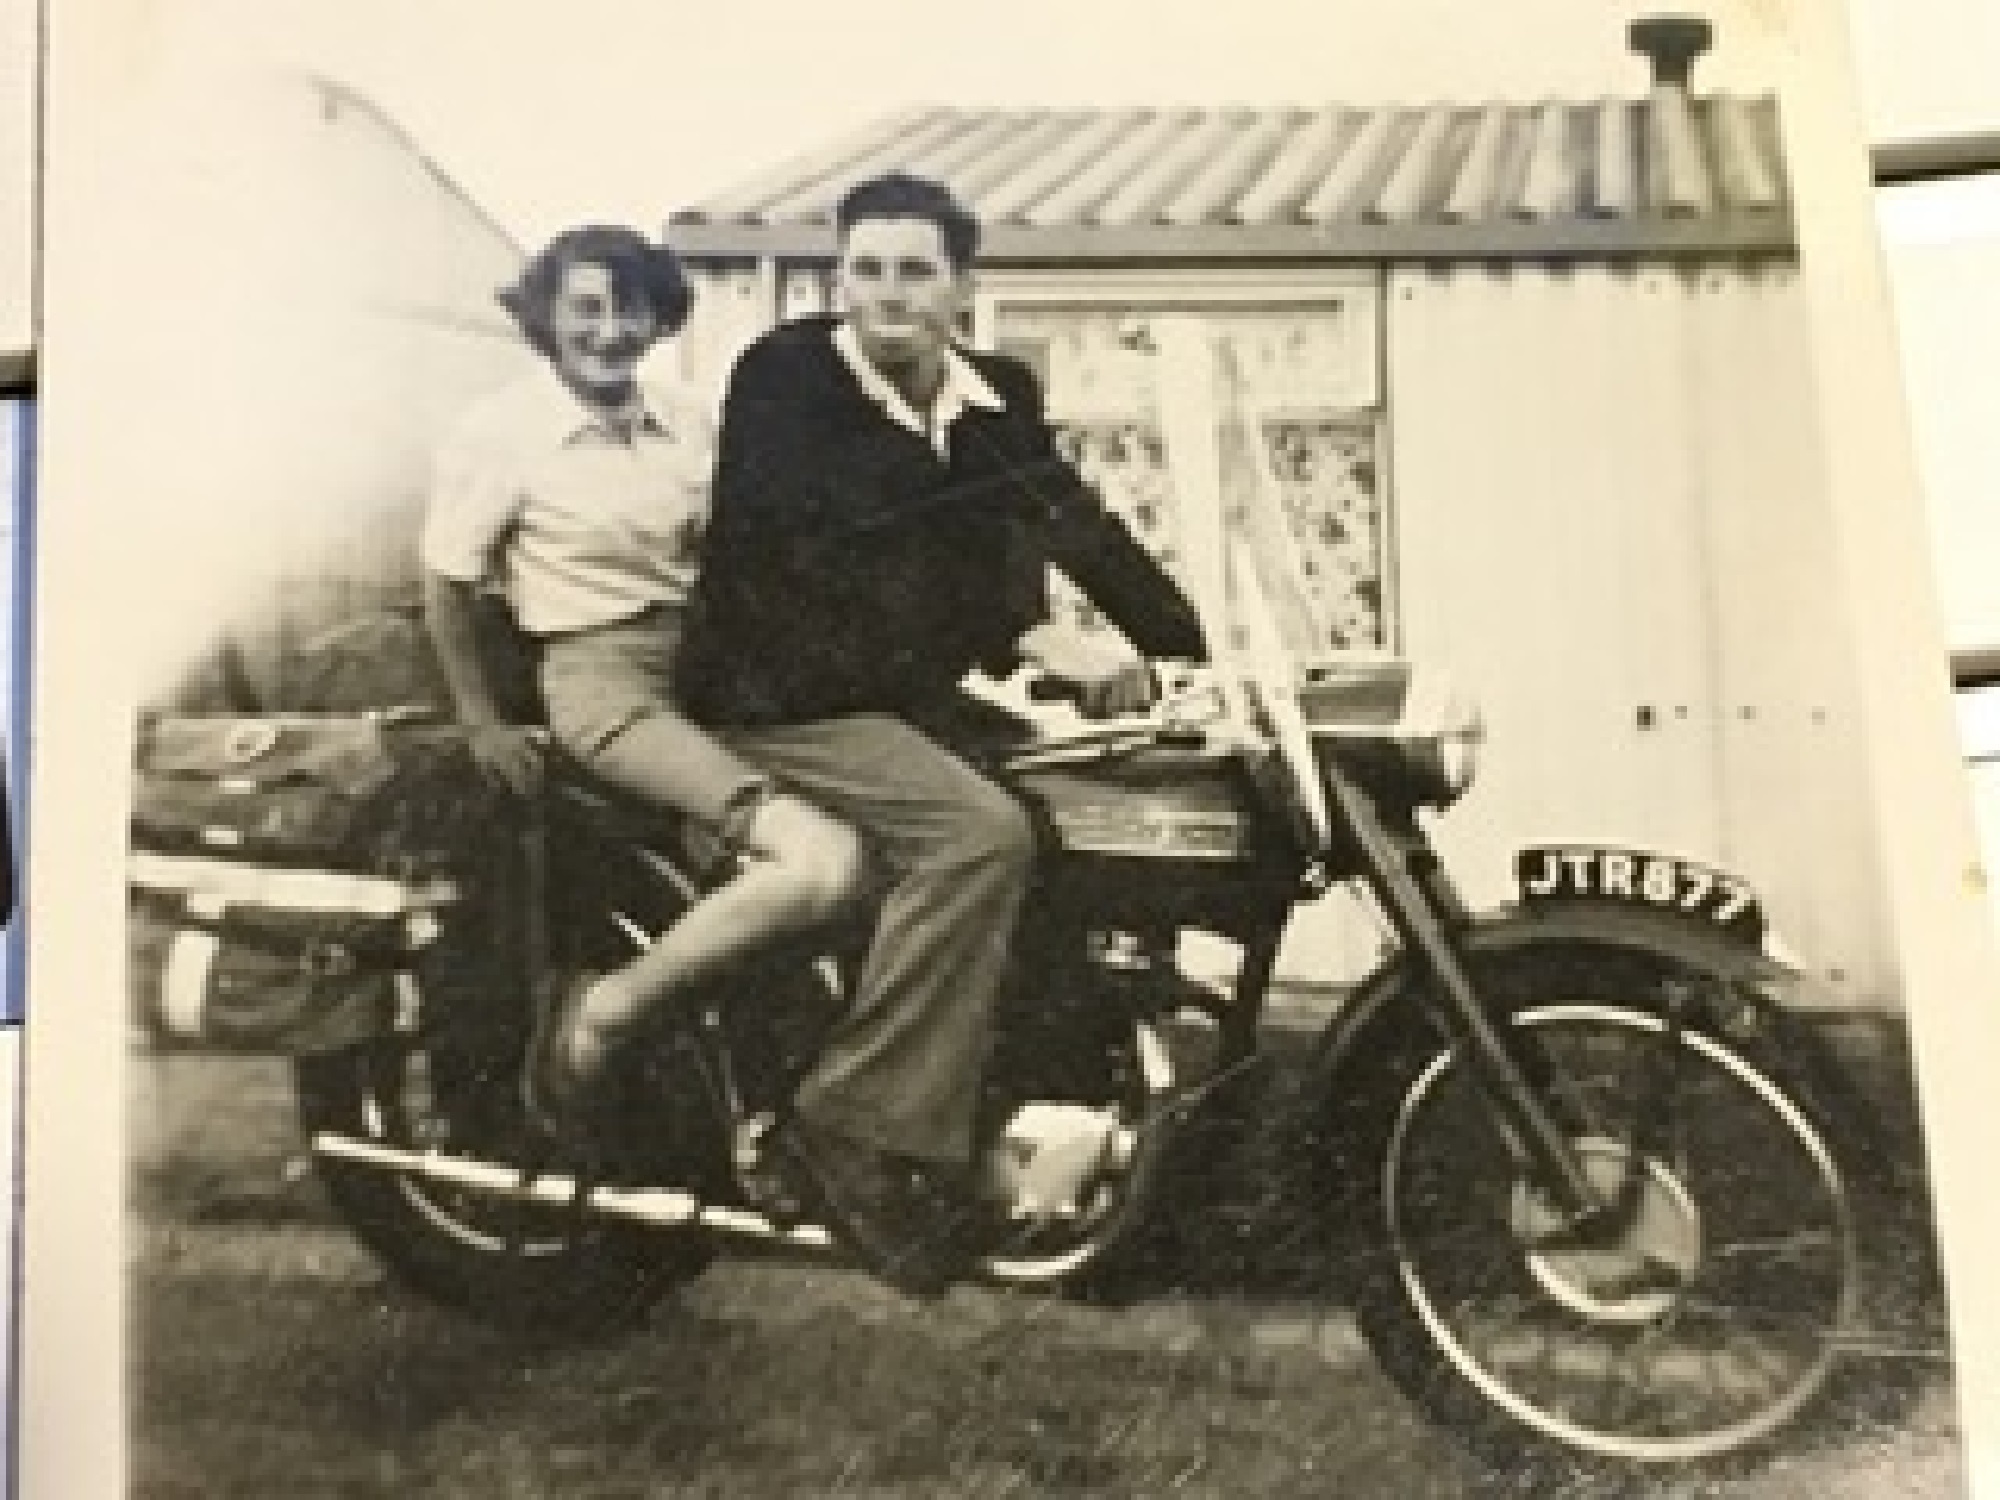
left=1008, top=738, right=1321, bottom=933
left=1010, top=740, right=1268, bottom=863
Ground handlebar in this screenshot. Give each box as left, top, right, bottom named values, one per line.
left=986, top=662, right=1224, bottom=768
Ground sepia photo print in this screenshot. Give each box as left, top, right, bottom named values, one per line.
left=24, top=1, right=2000, bottom=1495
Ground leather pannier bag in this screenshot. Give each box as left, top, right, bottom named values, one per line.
left=128, top=712, right=501, bottom=1053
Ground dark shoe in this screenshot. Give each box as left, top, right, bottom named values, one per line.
left=771, top=1118, right=973, bottom=1299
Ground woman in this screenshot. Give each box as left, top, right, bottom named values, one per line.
left=420, top=225, right=865, bottom=1153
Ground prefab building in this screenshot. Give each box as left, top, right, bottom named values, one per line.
left=660, top=59, right=1893, bottom=1010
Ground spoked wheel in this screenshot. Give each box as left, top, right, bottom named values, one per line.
left=1353, top=975, right=1860, bottom=1476
left=296, top=1022, right=715, bottom=1339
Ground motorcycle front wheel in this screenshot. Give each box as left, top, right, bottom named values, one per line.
left=1346, top=951, right=1861, bottom=1478
left=296, top=1026, right=715, bottom=1339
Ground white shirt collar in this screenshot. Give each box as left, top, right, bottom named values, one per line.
left=832, top=321, right=1004, bottom=456
left=520, top=359, right=673, bottom=447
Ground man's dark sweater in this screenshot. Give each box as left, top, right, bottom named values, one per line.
left=675, top=316, right=1204, bottom=728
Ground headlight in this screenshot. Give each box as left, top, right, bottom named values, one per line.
left=1294, top=657, right=1486, bottom=808
left=1406, top=718, right=1484, bottom=802
left=1397, top=674, right=1485, bottom=807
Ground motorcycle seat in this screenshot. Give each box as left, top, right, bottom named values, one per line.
left=544, top=753, right=736, bottom=885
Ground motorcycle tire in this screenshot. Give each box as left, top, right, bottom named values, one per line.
left=296, top=1033, right=715, bottom=1341
left=1332, top=940, right=1875, bottom=1486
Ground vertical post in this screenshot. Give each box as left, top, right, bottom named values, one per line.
left=1147, top=316, right=1241, bottom=673
left=1150, top=315, right=1331, bottom=850
left=517, top=785, right=551, bottom=1005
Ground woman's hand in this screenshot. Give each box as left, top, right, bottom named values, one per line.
left=466, top=723, right=546, bottom=797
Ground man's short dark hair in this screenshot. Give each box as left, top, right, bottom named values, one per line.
left=834, top=173, right=981, bottom=270
left=498, top=225, right=695, bottom=358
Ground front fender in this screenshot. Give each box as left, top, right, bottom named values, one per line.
left=1280, top=896, right=1904, bottom=1217
left=1476, top=898, right=1802, bottom=985
left=1307, top=898, right=1803, bottom=1093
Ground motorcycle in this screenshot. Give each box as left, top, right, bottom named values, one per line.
left=297, top=646, right=1873, bottom=1479
left=290, top=316, right=1875, bottom=1480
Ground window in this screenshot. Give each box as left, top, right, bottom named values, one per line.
left=975, top=270, right=1390, bottom=652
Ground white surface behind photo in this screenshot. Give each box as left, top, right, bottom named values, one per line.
left=1877, top=171, right=2000, bottom=931
left=1846, top=0, right=2000, bottom=147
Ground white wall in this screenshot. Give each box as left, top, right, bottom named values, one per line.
left=1375, top=261, right=1892, bottom=1007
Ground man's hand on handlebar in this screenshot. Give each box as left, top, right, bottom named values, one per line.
left=1015, top=619, right=1160, bottom=719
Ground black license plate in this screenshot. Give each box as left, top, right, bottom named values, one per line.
left=1514, top=845, right=1765, bottom=940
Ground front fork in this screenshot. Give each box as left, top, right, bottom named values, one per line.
left=1325, top=765, right=1606, bottom=1223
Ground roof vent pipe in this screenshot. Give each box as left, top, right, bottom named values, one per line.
left=1628, top=15, right=1717, bottom=215
left=1628, top=15, right=1714, bottom=89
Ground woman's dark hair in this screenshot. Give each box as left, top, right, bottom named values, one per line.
left=834, top=172, right=981, bottom=270
left=498, top=225, right=695, bottom=357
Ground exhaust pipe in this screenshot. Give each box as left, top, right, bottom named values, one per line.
left=310, top=1132, right=836, bottom=1248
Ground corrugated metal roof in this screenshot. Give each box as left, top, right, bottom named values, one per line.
left=666, top=98, right=1793, bottom=264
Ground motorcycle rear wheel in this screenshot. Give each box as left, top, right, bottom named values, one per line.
left=296, top=1030, right=714, bottom=1339
left=1347, top=952, right=1861, bottom=1478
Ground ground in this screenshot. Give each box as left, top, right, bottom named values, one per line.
left=130, top=1052, right=1967, bottom=1499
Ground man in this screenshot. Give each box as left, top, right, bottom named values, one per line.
left=675, top=172, right=1205, bottom=1295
